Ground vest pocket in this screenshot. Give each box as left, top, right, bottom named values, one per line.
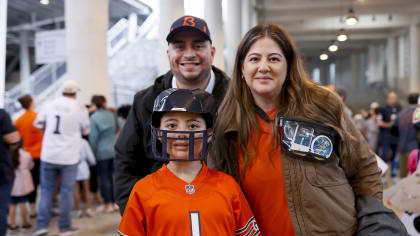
left=304, top=154, right=348, bottom=187
left=301, top=158, right=357, bottom=234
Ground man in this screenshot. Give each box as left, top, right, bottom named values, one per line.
left=394, top=93, right=419, bottom=178
left=376, top=91, right=401, bottom=177
left=33, top=80, right=90, bottom=236
left=0, top=109, right=20, bottom=236
left=114, top=15, right=229, bottom=215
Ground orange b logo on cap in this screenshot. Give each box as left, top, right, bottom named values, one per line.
left=183, top=16, right=196, bottom=27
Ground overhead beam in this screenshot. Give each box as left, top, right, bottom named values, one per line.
left=274, top=14, right=414, bottom=33
left=291, top=32, right=391, bottom=42
left=260, top=0, right=420, bottom=12
left=8, top=0, right=63, bottom=17
left=296, top=40, right=376, bottom=51
left=7, top=16, right=64, bottom=32
left=262, top=4, right=420, bottom=23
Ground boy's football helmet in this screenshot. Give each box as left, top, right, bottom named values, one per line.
left=151, top=88, right=215, bottom=161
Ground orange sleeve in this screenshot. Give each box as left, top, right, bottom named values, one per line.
left=118, top=187, right=146, bottom=236
left=231, top=181, right=261, bottom=236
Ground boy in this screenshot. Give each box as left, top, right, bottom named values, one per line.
left=117, top=89, right=260, bottom=236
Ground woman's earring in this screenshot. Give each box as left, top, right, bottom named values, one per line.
left=241, top=75, right=245, bottom=80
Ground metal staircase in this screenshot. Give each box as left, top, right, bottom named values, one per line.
left=5, top=11, right=159, bottom=115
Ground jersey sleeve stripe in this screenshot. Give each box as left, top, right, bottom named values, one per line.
left=236, top=216, right=255, bottom=233
left=117, top=231, right=128, bottom=236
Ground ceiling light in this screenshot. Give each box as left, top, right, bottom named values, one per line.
left=337, top=29, right=348, bottom=42
left=328, top=41, right=338, bottom=52
left=320, top=53, right=329, bottom=61
left=40, top=0, right=49, bottom=5
left=345, top=8, right=358, bottom=25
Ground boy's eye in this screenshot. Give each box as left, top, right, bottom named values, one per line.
left=166, top=123, right=176, bottom=129
left=189, top=123, right=201, bottom=129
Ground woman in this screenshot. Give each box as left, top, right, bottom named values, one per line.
left=89, top=95, right=119, bottom=213
left=15, top=94, right=43, bottom=218
left=210, top=24, right=404, bottom=235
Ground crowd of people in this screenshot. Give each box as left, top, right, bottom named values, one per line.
left=0, top=81, right=131, bottom=236
left=350, top=91, right=419, bottom=180
left=1, top=14, right=419, bottom=236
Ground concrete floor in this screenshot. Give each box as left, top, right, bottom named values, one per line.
left=6, top=210, right=121, bottom=236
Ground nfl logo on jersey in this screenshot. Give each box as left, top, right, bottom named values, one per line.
left=185, top=184, right=195, bottom=194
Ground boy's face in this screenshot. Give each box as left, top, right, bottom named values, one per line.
left=159, top=111, right=207, bottom=160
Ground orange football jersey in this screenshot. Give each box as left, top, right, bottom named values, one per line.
left=118, top=162, right=260, bottom=236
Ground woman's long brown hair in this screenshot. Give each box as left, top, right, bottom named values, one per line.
left=210, top=24, right=358, bottom=183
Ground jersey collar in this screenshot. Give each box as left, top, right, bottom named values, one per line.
left=160, top=162, right=209, bottom=195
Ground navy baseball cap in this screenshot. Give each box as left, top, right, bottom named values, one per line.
left=166, top=15, right=212, bottom=44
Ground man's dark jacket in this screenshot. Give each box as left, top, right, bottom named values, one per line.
left=114, top=66, right=229, bottom=215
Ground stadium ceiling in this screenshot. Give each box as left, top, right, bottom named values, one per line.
left=258, top=0, right=420, bottom=55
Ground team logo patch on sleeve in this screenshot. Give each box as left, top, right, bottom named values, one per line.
left=236, top=216, right=260, bottom=236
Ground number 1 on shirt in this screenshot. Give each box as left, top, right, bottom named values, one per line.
left=54, top=115, right=61, bottom=134
left=189, top=211, right=201, bottom=236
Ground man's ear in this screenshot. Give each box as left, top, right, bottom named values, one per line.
left=211, top=45, right=216, bottom=58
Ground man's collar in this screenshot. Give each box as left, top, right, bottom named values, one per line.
left=172, top=71, right=215, bottom=94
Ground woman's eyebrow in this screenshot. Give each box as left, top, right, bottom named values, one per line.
left=247, top=52, right=283, bottom=56
left=162, top=118, right=178, bottom=122
left=246, top=53, right=260, bottom=58
left=268, top=53, right=284, bottom=57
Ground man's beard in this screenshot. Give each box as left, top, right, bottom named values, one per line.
left=176, top=69, right=211, bottom=87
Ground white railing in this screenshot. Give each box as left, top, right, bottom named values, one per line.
left=4, top=62, right=66, bottom=114
left=108, top=18, right=129, bottom=57
left=136, top=11, right=157, bottom=39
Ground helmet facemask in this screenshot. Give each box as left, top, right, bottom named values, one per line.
left=151, top=125, right=212, bottom=161
left=150, top=88, right=215, bottom=162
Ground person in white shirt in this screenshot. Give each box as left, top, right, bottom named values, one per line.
left=33, top=80, right=90, bottom=236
